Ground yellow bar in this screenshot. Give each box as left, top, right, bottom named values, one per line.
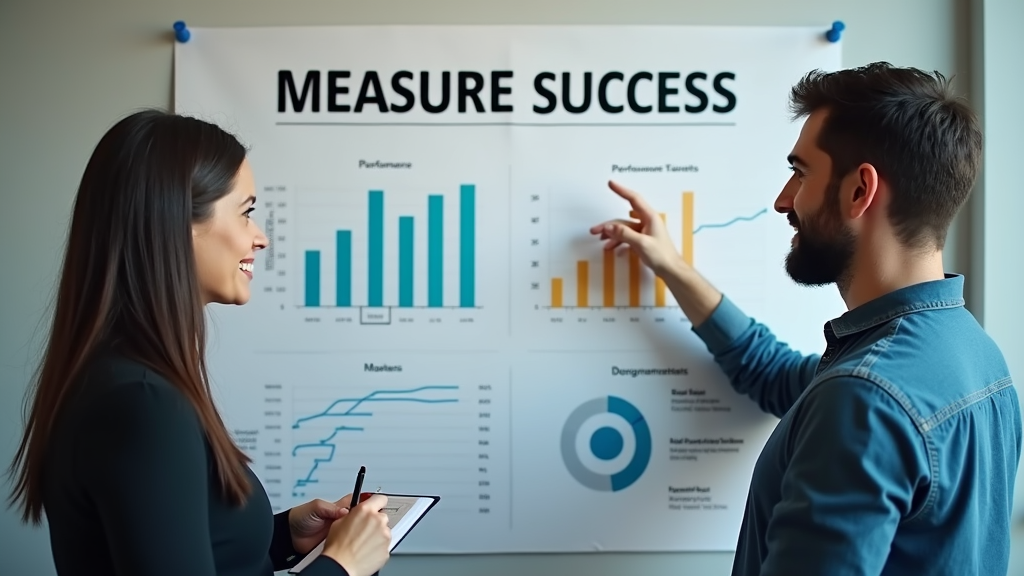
left=626, top=208, right=642, bottom=307
left=551, top=278, right=563, bottom=308
left=629, top=253, right=640, bottom=307
left=577, top=261, right=589, bottom=307
left=682, top=192, right=694, bottom=266
left=603, top=250, right=615, bottom=307
left=655, top=213, right=666, bottom=307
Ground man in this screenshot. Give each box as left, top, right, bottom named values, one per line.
left=591, top=62, right=1021, bottom=576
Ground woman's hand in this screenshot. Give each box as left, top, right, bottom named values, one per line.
left=287, top=494, right=354, bottom=554
left=322, top=493, right=392, bottom=576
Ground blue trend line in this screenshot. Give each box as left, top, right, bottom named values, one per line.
left=291, top=385, right=459, bottom=494
left=293, top=426, right=366, bottom=453
left=693, top=208, right=768, bottom=234
left=293, top=385, right=459, bottom=428
left=292, top=426, right=364, bottom=489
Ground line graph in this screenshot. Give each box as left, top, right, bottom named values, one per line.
left=693, top=208, right=768, bottom=233
left=292, top=385, right=460, bottom=494
left=294, top=386, right=459, bottom=425
left=248, top=355, right=510, bottom=540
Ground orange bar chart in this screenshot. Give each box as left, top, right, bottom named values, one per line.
left=603, top=250, right=615, bottom=307
left=628, top=252, right=640, bottom=306
left=577, top=261, right=589, bottom=307
left=654, top=213, right=667, bottom=307
left=551, top=278, right=563, bottom=307
left=682, top=192, right=694, bottom=265
left=549, top=191, right=694, bottom=308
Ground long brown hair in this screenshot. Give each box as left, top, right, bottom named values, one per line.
left=7, top=109, right=252, bottom=524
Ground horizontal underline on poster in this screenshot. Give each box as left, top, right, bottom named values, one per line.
left=275, top=121, right=737, bottom=127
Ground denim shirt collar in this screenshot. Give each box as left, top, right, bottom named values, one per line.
left=827, top=274, right=967, bottom=338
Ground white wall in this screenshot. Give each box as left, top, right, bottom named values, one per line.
left=978, top=0, right=1024, bottom=573
left=2, top=1, right=1019, bottom=575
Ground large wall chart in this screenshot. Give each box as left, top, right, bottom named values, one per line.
left=174, top=24, right=845, bottom=553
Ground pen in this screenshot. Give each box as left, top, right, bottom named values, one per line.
left=351, top=465, right=366, bottom=509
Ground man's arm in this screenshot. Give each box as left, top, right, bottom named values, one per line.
left=761, top=376, right=929, bottom=576
left=593, top=181, right=820, bottom=417
left=662, top=259, right=821, bottom=418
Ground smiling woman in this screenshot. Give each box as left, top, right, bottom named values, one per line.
left=6, top=109, right=394, bottom=576
left=192, top=158, right=269, bottom=306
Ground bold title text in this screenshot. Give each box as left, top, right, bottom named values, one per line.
left=277, top=70, right=737, bottom=115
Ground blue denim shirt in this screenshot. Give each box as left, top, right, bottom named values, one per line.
left=693, top=274, right=1021, bottom=576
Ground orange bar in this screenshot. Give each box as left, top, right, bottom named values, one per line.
left=627, top=208, right=642, bottom=306
left=603, top=250, right=615, bottom=307
left=551, top=278, right=563, bottom=308
left=629, top=253, right=640, bottom=306
left=682, top=192, right=694, bottom=266
left=655, top=213, right=667, bottom=307
left=577, top=261, right=589, bottom=307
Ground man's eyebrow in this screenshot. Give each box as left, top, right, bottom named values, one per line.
left=787, top=154, right=808, bottom=168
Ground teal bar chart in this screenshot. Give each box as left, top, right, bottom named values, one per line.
left=301, top=185, right=477, bottom=312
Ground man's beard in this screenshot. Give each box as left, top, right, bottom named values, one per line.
left=784, top=179, right=856, bottom=288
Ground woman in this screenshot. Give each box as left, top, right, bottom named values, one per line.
left=6, top=109, right=392, bottom=576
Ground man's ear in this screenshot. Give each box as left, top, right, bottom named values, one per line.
left=847, top=163, right=879, bottom=220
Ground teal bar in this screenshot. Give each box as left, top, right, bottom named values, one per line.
left=336, top=231, right=351, bottom=307
left=428, top=195, right=443, bottom=307
left=304, top=250, right=320, bottom=307
left=399, top=217, right=414, bottom=307
left=368, top=191, right=384, bottom=307
left=459, top=184, right=475, bottom=308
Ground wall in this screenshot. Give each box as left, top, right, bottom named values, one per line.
left=2, top=1, right=1017, bottom=575
left=977, top=0, right=1024, bottom=572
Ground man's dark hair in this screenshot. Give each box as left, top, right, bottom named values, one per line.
left=789, top=61, right=982, bottom=250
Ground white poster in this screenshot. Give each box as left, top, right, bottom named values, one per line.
left=174, top=25, right=844, bottom=553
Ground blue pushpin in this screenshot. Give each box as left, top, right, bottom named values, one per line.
left=173, top=21, right=191, bottom=43
left=825, top=20, right=846, bottom=43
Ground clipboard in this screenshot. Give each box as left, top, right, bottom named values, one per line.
left=289, top=493, right=440, bottom=573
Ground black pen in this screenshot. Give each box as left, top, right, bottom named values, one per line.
left=351, top=465, right=366, bottom=509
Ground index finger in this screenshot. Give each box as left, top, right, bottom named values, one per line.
left=359, top=493, right=389, bottom=510
left=608, top=180, right=657, bottom=220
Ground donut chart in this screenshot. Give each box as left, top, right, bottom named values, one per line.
left=560, top=396, right=652, bottom=491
